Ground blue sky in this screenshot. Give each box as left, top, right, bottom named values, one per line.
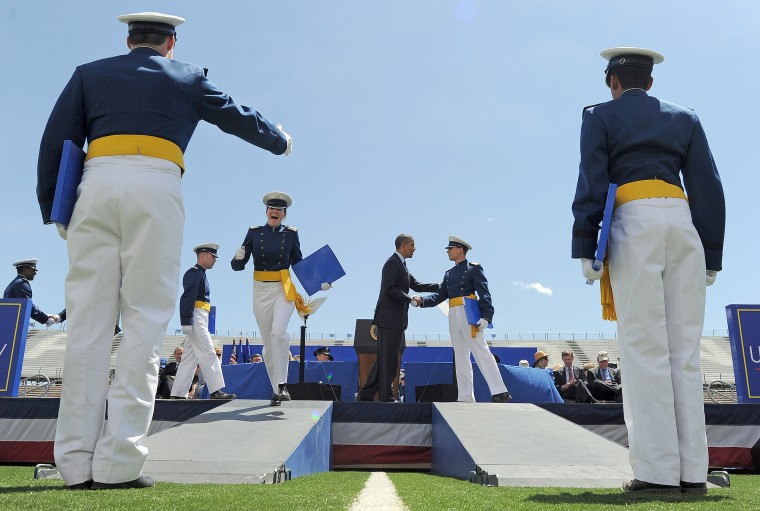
left=1, top=1, right=757, bottom=338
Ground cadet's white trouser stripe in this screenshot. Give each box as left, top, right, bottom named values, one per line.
left=253, top=281, right=295, bottom=393
left=55, top=156, right=184, bottom=485
left=609, top=198, right=708, bottom=485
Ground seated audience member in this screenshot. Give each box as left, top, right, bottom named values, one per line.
left=532, top=351, right=550, bottom=369
left=156, top=347, right=183, bottom=399
left=251, top=353, right=263, bottom=363
left=314, top=346, right=333, bottom=361
left=554, top=350, right=596, bottom=403
left=586, top=351, right=623, bottom=402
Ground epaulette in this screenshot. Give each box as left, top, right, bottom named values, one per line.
left=286, top=225, right=298, bottom=232
left=250, top=225, right=263, bottom=230
left=470, top=262, right=481, bottom=266
left=582, top=103, right=602, bottom=115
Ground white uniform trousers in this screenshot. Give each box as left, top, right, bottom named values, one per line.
left=253, top=281, right=295, bottom=393
left=171, top=308, right=225, bottom=397
left=54, top=156, right=184, bottom=486
left=448, top=305, right=507, bottom=402
left=609, top=198, right=708, bottom=486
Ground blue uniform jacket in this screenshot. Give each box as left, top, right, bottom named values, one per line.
left=179, top=264, right=210, bottom=326
left=3, top=275, right=49, bottom=324
left=421, top=260, right=494, bottom=323
left=571, top=89, right=725, bottom=270
left=37, top=47, right=288, bottom=224
left=230, top=225, right=302, bottom=272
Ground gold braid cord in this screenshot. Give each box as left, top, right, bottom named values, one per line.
left=600, top=259, right=617, bottom=321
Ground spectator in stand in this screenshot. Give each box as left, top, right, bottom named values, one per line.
left=586, top=351, right=623, bottom=402
left=554, top=350, right=596, bottom=403
left=156, top=347, right=190, bottom=399
left=4, top=259, right=56, bottom=326
left=532, top=351, right=550, bottom=369
left=314, top=346, right=333, bottom=361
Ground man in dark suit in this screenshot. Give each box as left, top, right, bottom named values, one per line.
left=357, top=234, right=437, bottom=402
left=586, top=351, right=622, bottom=402
left=554, top=350, right=595, bottom=403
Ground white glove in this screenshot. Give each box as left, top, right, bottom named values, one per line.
left=277, top=124, right=293, bottom=156
left=234, top=246, right=246, bottom=260
left=181, top=325, right=192, bottom=335
left=581, top=258, right=603, bottom=281
left=410, top=295, right=420, bottom=307
left=55, top=223, right=67, bottom=240
left=45, top=317, right=56, bottom=327
left=706, top=270, right=717, bottom=286
left=477, top=318, right=489, bottom=330
left=320, top=282, right=332, bottom=291
left=53, top=314, right=62, bottom=324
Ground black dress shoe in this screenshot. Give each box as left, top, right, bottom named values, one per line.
left=355, top=394, right=373, bottom=402
left=491, top=391, right=512, bottom=403
left=91, top=476, right=155, bottom=490
left=66, top=480, right=93, bottom=490
left=621, top=479, right=681, bottom=494
left=169, top=396, right=186, bottom=400
left=681, top=481, right=708, bottom=495
left=270, top=393, right=281, bottom=406
left=278, top=384, right=291, bottom=401
left=209, top=390, right=236, bottom=400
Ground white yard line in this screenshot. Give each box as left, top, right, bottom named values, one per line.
left=348, top=472, right=410, bottom=511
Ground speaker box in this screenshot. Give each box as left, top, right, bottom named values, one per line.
left=287, top=382, right=341, bottom=401
left=415, top=383, right=458, bottom=403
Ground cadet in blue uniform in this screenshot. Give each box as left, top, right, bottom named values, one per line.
left=171, top=243, right=235, bottom=401
left=3, top=259, right=55, bottom=326
left=572, top=47, right=725, bottom=495
left=232, top=192, right=328, bottom=406
left=419, top=237, right=511, bottom=403
left=37, top=12, right=292, bottom=490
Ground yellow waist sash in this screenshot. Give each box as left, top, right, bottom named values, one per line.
left=614, top=179, right=686, bottom=209
left=253, top=269, right=308, bottom=315
left=194, top=301, right=211, bottom=312
left=600, top=179, right=687, bottom=322
left=449, top=294, right=478, bottom=337
left=86, top=135, right=185, bottom=173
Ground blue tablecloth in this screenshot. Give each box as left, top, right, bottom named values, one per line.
left=199, top=361, right=358, bottom=401
left=404, top=362, right=562, bottom=403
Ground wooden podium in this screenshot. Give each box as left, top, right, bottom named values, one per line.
left=353, top=319, right=403, bottom=400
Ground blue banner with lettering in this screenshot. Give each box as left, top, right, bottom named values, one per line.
left=726, top=304, right=760, bottom=403
left=0, top=299, right=32, bottom=397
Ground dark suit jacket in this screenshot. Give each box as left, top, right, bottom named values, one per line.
left=373, top=253, right=437, bottom=331
left=586, top=366, right=621, bottom=384
left=553, top=366, right=584, bottom=392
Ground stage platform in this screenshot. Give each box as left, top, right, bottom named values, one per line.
left=432, top=403, right=632, bottom=487
left=143, top=400, right=332, bottom=484
left=2, top=399, right=759, bottom=486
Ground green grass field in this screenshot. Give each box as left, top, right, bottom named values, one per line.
left=0, top=466, right=755, bottom=511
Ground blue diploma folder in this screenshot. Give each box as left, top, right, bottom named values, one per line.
left=586, top=183, right=618, bottom=285
left=50, top=140, right=85, bottom=228
left=463, top=296, right=493, bottom=329
left=292, top=245, right=346, bottom=296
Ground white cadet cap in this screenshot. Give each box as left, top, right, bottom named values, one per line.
left=601, top=47, right=664, bottom=72
left=118, top=12, right=185, bottom=37
left=262, top=191, right=293, bottom=209
left=193, top=243, right=219, bottom=257
left=13, top=258, right=38, bottom=269
left=445, top=235, right=472, bottom=251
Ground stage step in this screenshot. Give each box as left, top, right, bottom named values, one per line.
left=432, top=403, right=633, bottom=487
left=143, top=399, right=332, bottom=484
